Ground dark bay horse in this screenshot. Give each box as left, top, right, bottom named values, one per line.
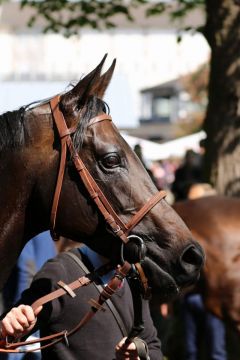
left=173, top=195, right=240, bottom=332
left=0, top=55, right=204, bottom=301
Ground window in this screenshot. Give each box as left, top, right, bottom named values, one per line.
left=152, top=96, right=171, bottom=121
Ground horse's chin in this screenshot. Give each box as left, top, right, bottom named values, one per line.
left=141, top=257, right=180, bottom=302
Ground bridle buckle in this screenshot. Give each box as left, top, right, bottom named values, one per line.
left=120, top=235, right=147, bottom=265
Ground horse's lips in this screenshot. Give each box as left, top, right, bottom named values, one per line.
left=141, top=257, right=180, bottom=300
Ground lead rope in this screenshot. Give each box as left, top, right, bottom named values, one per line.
left=127, top=274, right=144, bottom=340
left=125, top=267, right=150, bottom=360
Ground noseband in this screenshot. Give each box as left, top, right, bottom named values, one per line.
left=50, top=95, right=166, bottom=246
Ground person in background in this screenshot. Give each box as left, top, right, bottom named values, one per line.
left=2, top=231, right=57, bottom=360
left=133, top=143, right=157, bottom=186
left=182, top=292, right=227, bottom=360
left=181, top=183, right=227, bottom=360
left=171, top=150, right=203, bottom=201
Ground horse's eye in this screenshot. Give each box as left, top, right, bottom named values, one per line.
left=101, top=154, right=121, bottom=168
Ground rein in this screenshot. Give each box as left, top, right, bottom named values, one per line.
left=0, top=94, right=166, bottom=354
left=0, top=261, right=132, bottom=353
left=0, top=260, right=148, bottom=354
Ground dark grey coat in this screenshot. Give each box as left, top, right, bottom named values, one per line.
left=19, top=249, right=163, bottom=360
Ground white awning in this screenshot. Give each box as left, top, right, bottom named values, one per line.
left=121, top=131, right=206, bottom=162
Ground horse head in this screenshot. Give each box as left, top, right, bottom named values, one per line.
left=0, top=55, right=204, bottom=300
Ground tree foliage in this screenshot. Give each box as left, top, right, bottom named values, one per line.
left=3, top=0, right=240, bottom=195
left=19, top=0, right=140, bottom=36
left=15, top=0, right=206, bottom=37
left=177, top=62, right=209, bottom=136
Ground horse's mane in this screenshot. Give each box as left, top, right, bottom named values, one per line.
left=0, top=95, right=109, bottom=152
left=0, top=95, right=52, bottom=151
left=0, top=108, right=27, bottom=151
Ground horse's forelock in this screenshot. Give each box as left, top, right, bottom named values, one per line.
left=72, top=96, right=109, bottom=153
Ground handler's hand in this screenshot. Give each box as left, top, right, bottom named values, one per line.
left=115, top=337, right=140, bottom=360
left=0, top=304, right=42, bottom=339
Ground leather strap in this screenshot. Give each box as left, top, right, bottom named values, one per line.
left=126, top=191, right=166, bottom=232
left=50, top=96, right=129, bottom=242
left=0, top=94, right=166, bottom=354
left=134, top=263, right=151, bottom=300
left=50, top=95, right=166, bottom=243
left=66, top=250, right=128, bottom=337
left=0, top=261, right=131, bottom=353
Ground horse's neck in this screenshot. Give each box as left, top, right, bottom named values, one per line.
left=0, top=157, right=37, bottom=288
left=0, top=218, right=24, bottom=289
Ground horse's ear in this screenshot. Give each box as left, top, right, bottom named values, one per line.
left=95, top=59, right=116, bottom=99
left=60, top=54, right=107, bottom=113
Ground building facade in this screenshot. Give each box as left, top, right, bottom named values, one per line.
left=0, top=2, right=210, bottom=133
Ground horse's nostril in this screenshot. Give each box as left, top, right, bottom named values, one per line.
left=180, top=245, right=204, bottom=268
left=175, top=244, right=205, bottom=287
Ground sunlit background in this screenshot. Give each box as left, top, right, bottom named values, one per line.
left=0, top=2, right=209, bottom=132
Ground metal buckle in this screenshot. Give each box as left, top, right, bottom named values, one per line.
left=113, top=224, right=121, bottom=234
left=121, top=235, right=146, bottom=264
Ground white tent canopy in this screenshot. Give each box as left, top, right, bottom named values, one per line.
left=121, top=131, right=206, bottom=162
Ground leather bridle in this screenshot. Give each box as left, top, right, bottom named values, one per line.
left=0, top=94, right=167, bottom=353
left=50, top=92, right=167, bottom=299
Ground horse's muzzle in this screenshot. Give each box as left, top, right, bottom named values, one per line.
left=176, top=243, right=205, bottom=286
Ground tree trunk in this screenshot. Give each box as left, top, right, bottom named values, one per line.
left=203, top=0, right=240, bottom=195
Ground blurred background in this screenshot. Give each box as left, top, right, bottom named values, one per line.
left=1, top=1, right=240, bottom=359
left=0, top=0, right=211, bottom=194
left=0, top=1, right=209, bottom=139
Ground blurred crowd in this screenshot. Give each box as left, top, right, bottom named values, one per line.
left=134, top=143, right=228, bottom=360
left=134, top=143, right=205, bottom=203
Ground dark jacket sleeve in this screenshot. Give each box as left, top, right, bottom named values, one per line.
left=16, top=255, right=69, bottom=328
left=140, top=299, right=163, bottom=360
